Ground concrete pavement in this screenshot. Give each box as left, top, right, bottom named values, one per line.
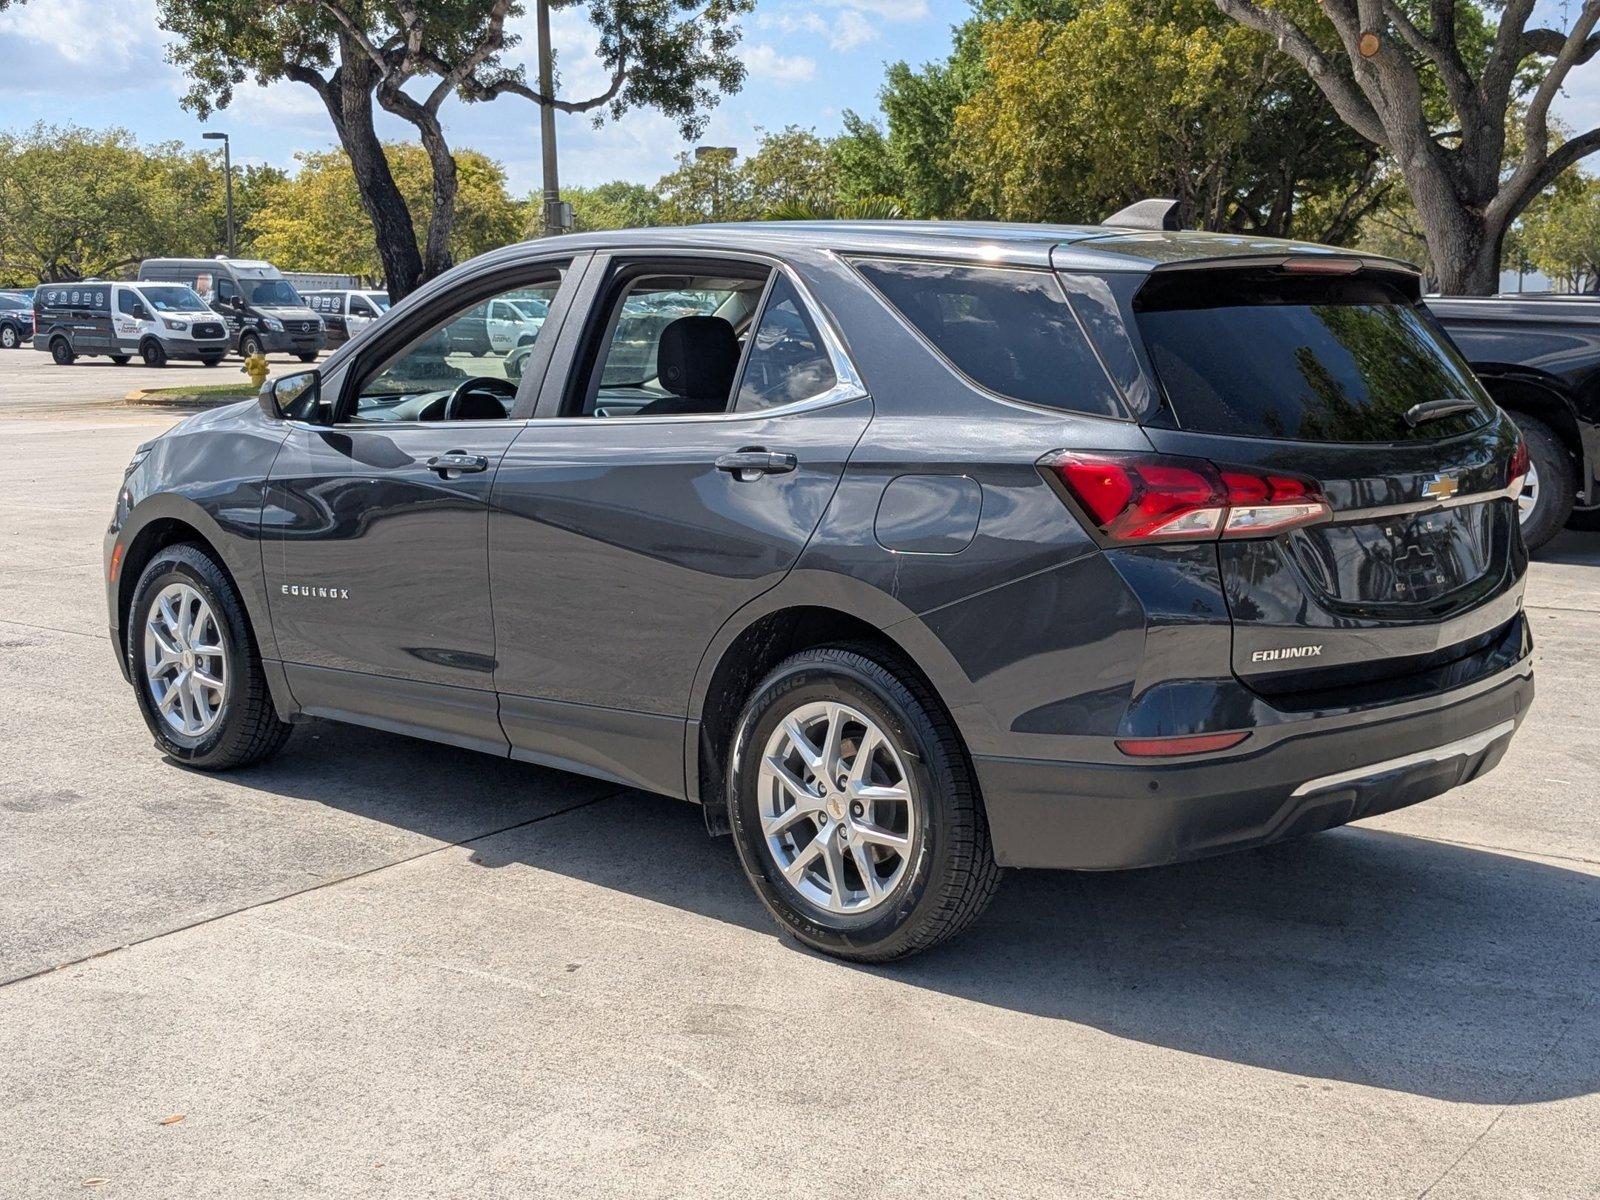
left=0, top=358, right=1595, bottom=1198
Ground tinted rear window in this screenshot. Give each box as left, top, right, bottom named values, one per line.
left=854, top=259, right=1124, bottom=417
left=1135, top=273, right=1491, bottom=442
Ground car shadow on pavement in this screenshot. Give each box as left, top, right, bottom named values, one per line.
left=461, top=788, right=1599, bottom=1108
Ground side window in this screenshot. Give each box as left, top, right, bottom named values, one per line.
left=117, top=290, right=139, bottom=316
left=349, top=274, right=562, bottom=423
left=734, top=275, right=837, bottom=411
left=570, top=269, right=768, bottom=418
left=217, top=278, right=240, bottom=306
left=853, top=259, right=1125, bottom=418
left=350, top=296, right=376, bottom=318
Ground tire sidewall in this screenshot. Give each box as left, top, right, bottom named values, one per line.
left=240, top=333, right=263, bottom=358
left=1512, top=415, right=1574, bottom=551
left=727, top=655, right=950, bottom=958
left=51, top=337, right=73, bottom=364
left=127, top=549, right=249, bottom=765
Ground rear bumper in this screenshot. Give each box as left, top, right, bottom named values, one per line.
left=975, top=654, right=1533, bottom=869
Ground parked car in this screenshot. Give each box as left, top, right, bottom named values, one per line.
left=105, top=221, right=1532, bottom=962
left=33, top=281, right=229, bottom=366
left=0, top=292, right=33, bottom=348
left=1428, top=294, right=1600, bottom=546
left=138, top=257, right=324, bottom=360
left=301, top=289, right=390, bottom=347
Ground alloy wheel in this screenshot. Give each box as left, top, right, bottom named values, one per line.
left=143, top=582, right=228, bottom=739
left=1517, top=461, right=1540, bottom=524
left=757, top=700, right=916, bottom=915
left=0, top=326, right=16, bottom=349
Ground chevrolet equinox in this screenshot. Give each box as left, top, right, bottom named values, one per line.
left=106, top=219, right=1535, bottom=961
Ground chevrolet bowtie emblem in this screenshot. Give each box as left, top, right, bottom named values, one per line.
left=1421, top=474, right=1459, bottom=501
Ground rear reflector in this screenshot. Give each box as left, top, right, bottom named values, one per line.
left=1115, top=731, right=1250, bottom=757
left=1508, top=436, right=1529, bottom=492
left=1040, top=451, right=1331, bottom=545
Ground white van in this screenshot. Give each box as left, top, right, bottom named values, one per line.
left=33, top=281, right=230, bottom=366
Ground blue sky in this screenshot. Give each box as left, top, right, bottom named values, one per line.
left=1, top=0, right=1597, bottom=198
left=0, top=0, right=961, bottom=194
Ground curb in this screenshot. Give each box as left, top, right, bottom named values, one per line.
left=124, top=388, right=255, bottom=409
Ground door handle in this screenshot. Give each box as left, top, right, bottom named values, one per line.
left=715, top=449, right=798, bottom=477
left=427, top=452, right=489, bottom=476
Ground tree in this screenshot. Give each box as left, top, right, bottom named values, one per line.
left=246, top=145, right=523, bottom=278
left=656, top=146, right=752, bottom=223
left=952, top=2, right=1387, bottom=236
left=559, top=181, right=663, bottom=232
left=1209, top=0, right=1600, bottom=293
left=160, top=0, right=526, bottom=297
left=0, top=124, right=243, bottom=283
left=1520, top=173, right=1600, bottom=291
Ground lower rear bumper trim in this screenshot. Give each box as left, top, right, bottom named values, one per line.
left=1289, top=719, right=1516, bottom=798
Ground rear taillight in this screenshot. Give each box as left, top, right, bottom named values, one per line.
left=1040, top=451, right=1331, bottom=545
left=1507, top=436, right=1529, bottom=491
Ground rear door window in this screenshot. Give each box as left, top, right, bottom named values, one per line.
left=733, top=274, right=836, bottom=411
left=852, top=259, right=1124, bottom=417
left=1134, top=273, right=1492, bottom=442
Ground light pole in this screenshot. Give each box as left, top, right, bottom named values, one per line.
left=202, top=131, right=235, bottom=257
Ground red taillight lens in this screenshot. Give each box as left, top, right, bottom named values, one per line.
left=1508, top=436, right=1529, bottom=489
left=1041, top=452, right=1330, bottom=544
left=1115, top=731, right=1250, bottom=757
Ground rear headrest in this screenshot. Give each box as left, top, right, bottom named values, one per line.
left=657, top=315, right=740, bottom=400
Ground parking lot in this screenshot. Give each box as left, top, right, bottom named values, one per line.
left=0, top=348, right=1596, bottom=1197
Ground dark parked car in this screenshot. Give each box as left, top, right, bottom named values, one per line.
left=1428, top=295, right=1600, bottom=547
left=0, top=292, right=33, bottom=348
left=105, top=222, right=1533, bottom=961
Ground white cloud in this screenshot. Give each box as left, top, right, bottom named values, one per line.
left=762, top=7, right=879, bottom=51
left=0, top=0, right=169, bottom=93
left=741, top=43, right=817, bottom=84
left=829, top=10, right=879, bottom=51
left=816, top=0, right=929, bottom=20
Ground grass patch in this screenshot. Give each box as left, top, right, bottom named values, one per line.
left=138, top=383, right=258, bottom=398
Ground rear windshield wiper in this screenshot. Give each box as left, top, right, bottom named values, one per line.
left=1403, top=397, right=1480, bottom=427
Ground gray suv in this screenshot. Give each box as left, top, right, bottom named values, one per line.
left=105, top=222, right=1533, bottom=961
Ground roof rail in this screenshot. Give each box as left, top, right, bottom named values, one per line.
left=1102, top=198, right=1181, bottom=231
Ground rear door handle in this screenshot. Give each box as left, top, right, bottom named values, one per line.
left=427, top=452, right=489, bottom=476
left=715, top=449, right=798, bottom=477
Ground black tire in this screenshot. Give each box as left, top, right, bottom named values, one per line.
left=127, top=544, right=292, bottom=771
left=110, top=355, right=131, bottom=365
left=140, top=339, right=167, bottom=368
left=1507, top=413, right=1575, bottom=552
left=0, top=324, right=18, bottom=349
left=1567, top=506, right=1600, bottom=532
left=239, top=331, right=264, bottom=359
left=50, top=337, right=74, bottom=365
left=199, top=355, right=223, bottom=367
left=727, top=644, right=1002, bottom=962
left=296, top=352, right=317, bottom=363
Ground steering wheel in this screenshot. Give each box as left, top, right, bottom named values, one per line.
left=442, top=375, right=517, bottom=421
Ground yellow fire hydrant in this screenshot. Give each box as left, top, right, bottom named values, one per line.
left=242, top=352, right=270, bottom=390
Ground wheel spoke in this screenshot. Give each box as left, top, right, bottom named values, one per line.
left=855, top=783, right=910, bottom=805
left=762, top=801, right=814, bottom=840
left=192, top=670, right=225, bottom=694
left=818, top=703, right=845, bottom=781
left=853, top=820, right=909, bottom=853
left=850, top=842, right=882, bottom=897
left=782, top=830, right=826, bottom=885
left=157, top=679, right=182, bottom=714
left=764, top=754, right=816, bottom=805
left=783, top=716, right=824, bottom=774
left=847, top=726, right=880, bottom=784
left=820, top=837, right=851, bottom=910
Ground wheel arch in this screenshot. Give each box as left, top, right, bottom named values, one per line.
left=686, top=578, right=991, bottom=832
left=1478, top=368, right=1588, bottom=484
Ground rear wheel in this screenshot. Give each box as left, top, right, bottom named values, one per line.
left=140, top=339, right=167, bottom=368
left=110, top=355, right=131, bottom=365
left=199, top=354, right=223, bottom=367
left=127, top=544, right=292, bottom=770
left=1567, top=506, right=1600, bottom=532
left=296, top=352, right=317, bottom=363
left=50, top=337, right=74, bottom=365
left=727, top=645, right=1002, bottom=962
left=0, top=324, right=18, bottom=349
left=239, top=331, right=264, bottom=359
left=1508, top=414, right=1575, bottom=551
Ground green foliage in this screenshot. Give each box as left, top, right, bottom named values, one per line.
left=559, top=181, right=663, bottom=232
left=1520, top=173, right=1600, bottom=291
left=0, top=124, right=246, bottom=284
left=246, top=145, right=523, bottom=276
left=764, top=197, right=907, bottom=220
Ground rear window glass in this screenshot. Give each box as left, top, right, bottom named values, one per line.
left=853, top=259, right=1124, bottom=417
left=1135, top=274, right=1491, bottom=442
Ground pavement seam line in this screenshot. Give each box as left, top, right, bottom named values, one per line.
left=1413, top=983, right=1598, bottom=1199
left=0, top=786, right=630, bottom=991
left=0, top=617, right=105, bottom=642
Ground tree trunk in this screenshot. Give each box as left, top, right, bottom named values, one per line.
left=320, top=45, right=425, bottom=300
left=381, top=92, right=457, bottom=282
left=1414, top=189, right=1504, bottom=294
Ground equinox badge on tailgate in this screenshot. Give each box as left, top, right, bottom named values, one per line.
left=1251, top=645, right=1324, bottom=663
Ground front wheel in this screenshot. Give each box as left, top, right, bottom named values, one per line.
left=127, top=544, right=292, bottom=770
left=296, top=352, right=317, bottom=363
left=1509, top=414, right=1575, bottom=552
left=239, top=332, right=264, bottom=359
left=0, top=324, right=18, bottom=349
left=727, top=645, right=1002, bottom=962
left=199, top=355, right=223, bottom=367
left=140, top=339, right=167, bottom=368
left=110, top=355, right=131, bottom=365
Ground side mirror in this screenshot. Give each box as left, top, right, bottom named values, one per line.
left=260, top=370, right=321, bottom=421
left=230, top=295, right=245, bottom=311
left=131, top=303, right=149, bottom=320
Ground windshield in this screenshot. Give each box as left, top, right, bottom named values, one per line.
left=1135, top=273, right=1492, bottom=443
left=363, top=293, right=391, bottom=311
left=138, top=285, right=210, bottom=314
left=244, top=278, right=304, bottom=307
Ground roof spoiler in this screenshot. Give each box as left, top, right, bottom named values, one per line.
left=1102, top=198, right=1181, bottom=231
